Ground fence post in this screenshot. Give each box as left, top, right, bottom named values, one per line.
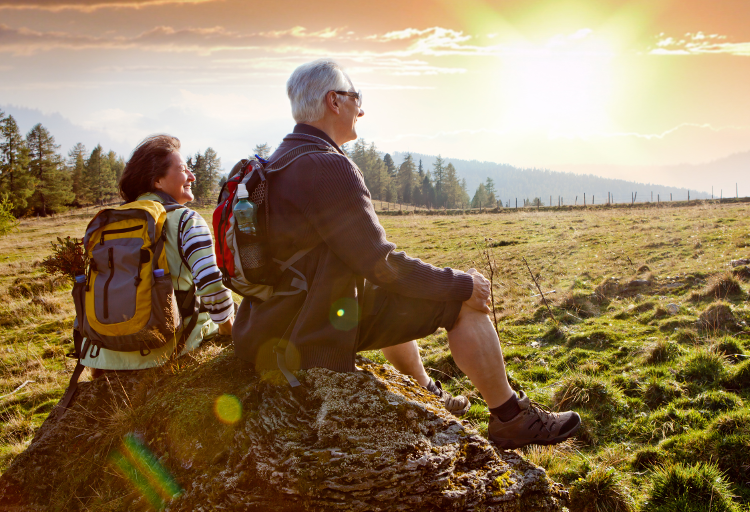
left=515, top=198, right=517, bottom=209
left=584, top=193, right=586, bottom=206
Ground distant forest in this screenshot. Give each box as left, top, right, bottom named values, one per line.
left=0, top=108, right=711, bottom=223
left=0, top=109, right=223, bottom=218
left=394, top=152, right=711, bottom=206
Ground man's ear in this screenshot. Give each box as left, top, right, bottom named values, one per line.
left=325, top=90, right=342, bottom=115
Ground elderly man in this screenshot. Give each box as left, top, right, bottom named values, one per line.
left=233, top=59, right=580, bottom=449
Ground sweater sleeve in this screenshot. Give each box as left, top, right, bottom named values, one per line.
left=307, top=154, right=474, bottom=302
left=179, top=211, right=234, bottom=324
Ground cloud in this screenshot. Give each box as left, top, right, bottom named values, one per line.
left=650, top=32, right=750, bottom=56
left=0, top=0, right=217, bottom=12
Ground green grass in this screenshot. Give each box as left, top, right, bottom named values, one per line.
left=2, top=201, right=750, bottom=509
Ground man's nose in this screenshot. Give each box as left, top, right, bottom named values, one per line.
left=358, top=108, right=365, bottom=118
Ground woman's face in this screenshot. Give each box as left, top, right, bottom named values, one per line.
left=153, top=151, right=195, bottom=205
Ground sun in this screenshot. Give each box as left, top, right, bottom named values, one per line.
left=497, top=33, right=617, bottom=135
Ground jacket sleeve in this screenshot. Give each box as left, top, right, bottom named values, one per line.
left=307, top=154, right=473, bottom=302
left=179, top=211, right=234, bottom=324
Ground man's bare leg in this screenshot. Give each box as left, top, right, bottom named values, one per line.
left=381, top=340, right=430, bottom=387
left=447, top=304, right=514, bottom=409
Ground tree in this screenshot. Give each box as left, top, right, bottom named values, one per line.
left=108, top=150, right=125, bottom=186
left=253, top=143, right=272, bottom=160
left=484, top=177, right=497, bottom=206
left=443, top=163, right=461, bottom=208
left=383, top=153, right=397, bottom=178
left=421, top=171, right=435, bottom=208
left=193, top=147, right=221, bottom=204
left=26, top=123, right=73, bottom=215
left=472, top=183, right=488, bottom=208
left=397, top=153, right=416, bottom=204
left=0, top=113, right=33, bottom=215
left=84, top=144, right=116, bottom=205
left=67, top=143, right=87, bottom=205
left=433, top=155, right=446, bottom=207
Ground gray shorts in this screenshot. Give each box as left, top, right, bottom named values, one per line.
left=356, top=283, right=463, bottom=352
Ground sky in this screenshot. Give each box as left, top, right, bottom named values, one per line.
left=1, top=0, right=749, bottom=193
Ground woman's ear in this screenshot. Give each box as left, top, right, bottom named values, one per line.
left=153, top=177, right=163, bottom=191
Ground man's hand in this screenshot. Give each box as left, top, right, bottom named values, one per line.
left=218, top=314, right=234, bottom=336
left=464, top=268, right=492, bottom=314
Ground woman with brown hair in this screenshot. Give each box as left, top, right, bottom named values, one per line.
left=81, top=134, right=234, bottom=372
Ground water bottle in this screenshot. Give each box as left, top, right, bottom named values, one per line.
left=233, top=184, right=258, bottom=236
left=74, top=275, right=86, bottom=284
left=233, top=183, right=266, bottom=278
left=154, top=269, right=165, bottom=278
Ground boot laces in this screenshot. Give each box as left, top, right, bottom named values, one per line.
left=527, top=399, right=558, bottom=433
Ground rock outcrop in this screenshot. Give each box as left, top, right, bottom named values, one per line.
left=0, top=348, right=568, bottom=511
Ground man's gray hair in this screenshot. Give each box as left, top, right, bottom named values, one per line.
left=287, top=59, right=351, bottom=123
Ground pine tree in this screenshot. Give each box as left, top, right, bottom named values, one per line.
left=0, top=113, right=34, bottom=215
left=67, top=143, right=87, bottom=206
left=26, top=123, right=73, bottom=215
left=444, top=162, right=461, bottom=208
left=108, top=150, right=125, bottom=186
left=84, top=145, right=116, bottom=205
left=383, top=153, right=397, bottom=178
left=188, top=151, right=207, bottom=203
left=433, top=155, right=446, bottom=207
left=484, top=177, right=497, bottom=206
left=472, top=183, right=488, bottom=208
left=253, top=143, right=272, bottom=160
left=397, top=153, right=416, bottom=204
left=195, top=147, right=221, bottom=204
left=422, top=171, right=436, bottom=208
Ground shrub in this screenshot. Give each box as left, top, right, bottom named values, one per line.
left=553, top=373, right=624, bottom=420
left=645, top=339, right=681, bottom=364
left=697, top=301, right=738, bottom=331
left=642, top=462, right=740, bottom=512
left=0, top=193, right=19, bottom=237
left=723, top=359, right=750, bottom=390
left=569, top=464, right=635, bottom=512
left=40, top=236, right=88, bottom=280
left=641, top=377, right=682, bottom=410
left=673, top=390, right=743, bottom=414
left=678, top=348, right=729, bottom=386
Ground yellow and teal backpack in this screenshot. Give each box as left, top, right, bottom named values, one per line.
left=60, top=200, right=199, bottom=409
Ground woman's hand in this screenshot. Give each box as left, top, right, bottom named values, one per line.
left=463, top=268, right=492, bottom=314
left=218, top=314, right=234, bottom=336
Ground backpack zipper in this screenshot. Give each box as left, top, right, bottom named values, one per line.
left=100, top=225, right=141, bottom=245
left=102, top=247, right=115, bottom=318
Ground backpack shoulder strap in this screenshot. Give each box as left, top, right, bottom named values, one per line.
left=264, top=143, right=344, bottom=174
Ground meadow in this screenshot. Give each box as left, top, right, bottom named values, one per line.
left=1, top=200, right=750, bottom=511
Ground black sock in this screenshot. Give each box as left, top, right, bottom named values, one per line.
left=490, top=392, right=521, bottom=422
left=425, top=379, right=440, bottom=395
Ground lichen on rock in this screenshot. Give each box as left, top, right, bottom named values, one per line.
left=0, top=350, right=567, bottom=511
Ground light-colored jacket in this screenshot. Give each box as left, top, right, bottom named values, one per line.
left=81, top=193, right=232, bottom=369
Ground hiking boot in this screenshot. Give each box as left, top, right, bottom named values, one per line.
left=427, top=379, right=471, bottom=417
left=488, top=391, right=581, bottom=449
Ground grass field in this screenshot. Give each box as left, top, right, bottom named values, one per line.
left=2, top=200, right=750, bottom=510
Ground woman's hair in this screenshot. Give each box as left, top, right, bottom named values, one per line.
left=119, top=134, right=181, bottom=202
left=286, top=59, right=351, bottom=124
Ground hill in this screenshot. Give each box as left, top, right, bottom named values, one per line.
left=393, top=152, right=711, bottom=206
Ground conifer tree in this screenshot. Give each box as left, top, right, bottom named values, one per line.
left=26, top=123, right=73, bottom=215
left=472, top=183, right=488, bottom=208
left=397, top=153, right=416, bottom=204
left=194, top=147, right=221, bottom=204
left=383, top=153, right=397, bottom=178
left=84, top=145, right=116, bottom=205
left=444, top=162, right=460, bottom=208
left=67, top=143, right=87, bottom=205
left=0, top=113, right=34, bottom=215
left=253, top=143, right=272, bottom=160
left=421, top=171, right=435, bottom=207
left=433, top=155, right=446, bottom=207
left=188, top=151, right=207, bottom=203
left=108, top=150, right=125, bottom=186
left=484, top=177, right=497, bottom=206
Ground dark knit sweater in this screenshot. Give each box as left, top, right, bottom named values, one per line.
left=232, top=124, right=474, bottom=372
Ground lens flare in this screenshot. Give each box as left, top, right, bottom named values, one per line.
left=329, top=297, right=359, bottom=331
left=110, top=432, right=182, bottom=510
left=214, top=394, right=242, bottom=425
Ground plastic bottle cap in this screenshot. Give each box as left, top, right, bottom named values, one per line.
left=237, top=183, right=249, bottom=198
left=154, top=269, right=165, bottom=278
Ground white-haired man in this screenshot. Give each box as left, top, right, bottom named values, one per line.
left=233, top=59, right=581, bottom=448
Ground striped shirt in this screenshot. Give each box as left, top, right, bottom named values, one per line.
left=178, top=211, right=234, bottom=324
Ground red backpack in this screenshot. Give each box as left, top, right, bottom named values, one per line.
left=212, top=143, right=341, bottom=301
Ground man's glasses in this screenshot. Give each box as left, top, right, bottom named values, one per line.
left=331, top=89, right=363, bottom=108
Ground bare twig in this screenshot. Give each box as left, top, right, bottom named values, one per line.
left=0, top=380, right=35, bottom=400
left=521, top=256, right=558, bottom=326
left=476, top=241, right=501, bottom=337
